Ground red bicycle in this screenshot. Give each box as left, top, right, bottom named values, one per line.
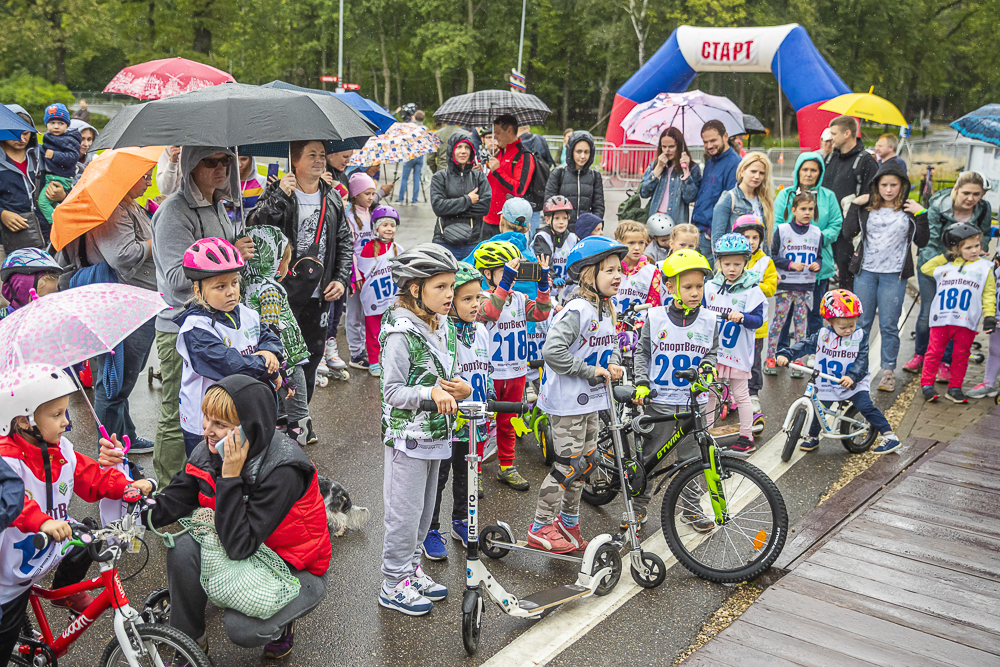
left=11, top=489, right=210, bottom=667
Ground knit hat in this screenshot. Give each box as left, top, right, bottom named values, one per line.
left=348, top=172, right=377, bottom=198
left=575, top=212, right=604, bottom=239
left=44, top=103, right=70, bottom=126
left=500, top=197, right=532, bottom=228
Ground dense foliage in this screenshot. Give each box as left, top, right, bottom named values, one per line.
left=0, top=0, right=994, bottom=133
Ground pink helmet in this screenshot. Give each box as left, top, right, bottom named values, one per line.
left=182, top=237, right=245, bottom=280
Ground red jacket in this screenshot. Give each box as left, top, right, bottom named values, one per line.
left=486, top=140, right=535, bottom=226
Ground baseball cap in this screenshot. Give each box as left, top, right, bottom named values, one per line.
left=820, top=128, right=833, bottom=141
left=501, top=197, right=533, bottom=228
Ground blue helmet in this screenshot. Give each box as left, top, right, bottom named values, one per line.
left=713, top=232, right=752, bottom=259
left=566, top=236, right=628, bottom=281
left=0, top=247, right=64, bottom=281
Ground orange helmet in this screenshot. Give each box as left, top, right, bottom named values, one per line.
left=820, top=289, right=863, bottom=319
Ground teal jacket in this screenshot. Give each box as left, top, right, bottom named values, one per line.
left=772, top=151, right=843, bottom=281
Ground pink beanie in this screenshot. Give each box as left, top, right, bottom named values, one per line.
left=348, top=172, right=377, bottom=198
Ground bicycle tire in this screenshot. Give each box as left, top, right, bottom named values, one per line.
left=100, top=623, right=212, bottom=667
left=839, top=406, right=877, bottom=453
left=660, top=457, right=788, bottom=584
left=782, top=407, right=806, bottom=462
left=7, top=654, right=30, bottom=666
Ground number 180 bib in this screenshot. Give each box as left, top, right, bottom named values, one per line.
left=930, top=258, right=990, bottom=331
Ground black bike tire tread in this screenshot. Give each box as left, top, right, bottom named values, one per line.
left=99, top=623, right=212, bottom=667
left=840, top=406, right=877, bottom=453
left=782, top=408, right=806, bottom=462
left=660, top=457, right=788, bottom=584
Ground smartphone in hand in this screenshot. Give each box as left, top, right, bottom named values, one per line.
left=516, top=262, right=541, bottom=282
left=267, top=163, right=279, bottom=182
left=217, top=426, right=246, bottom=460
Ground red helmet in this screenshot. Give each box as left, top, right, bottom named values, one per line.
left=820, top=289, right=863, bottom=319
left=543, top=195, right=573, bottom=214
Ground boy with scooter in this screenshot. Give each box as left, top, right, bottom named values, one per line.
left=532, top=237, right=628, bottom=553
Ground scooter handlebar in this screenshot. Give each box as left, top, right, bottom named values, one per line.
left=418, top=399, right=529, bottom=414
left=527, top=359, right=544, bottom=369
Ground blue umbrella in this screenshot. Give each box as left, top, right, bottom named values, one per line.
left=950, top=104, right=1000, bottom=147
left=261, top=80, right=395, bottom=133
left=0, top=104, right=39, bottom=141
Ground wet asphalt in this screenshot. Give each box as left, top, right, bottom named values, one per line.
left=47, top=192, right=917, bottom=666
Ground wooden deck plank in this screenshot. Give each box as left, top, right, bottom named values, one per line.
left=873, top=490, right=1000, bottom=540
left=913, top=459, right=1000, bottom=494
left=713, top=620, right=874, bottom=667
left=933, top=448, right=1000, bottom=475
left=685, top=638, right=801, bottom=667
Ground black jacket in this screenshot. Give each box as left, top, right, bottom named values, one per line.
left=519, top=132, right=555, bottom=169
left=544, top=131, right=605, bottom=224
left=430, top=133, right=492, bottom=246
left=843, top=161, right=929, bottom=279
left=822, top=140, right=879, bottom=213
left=248, top=179, right=352, bottom=292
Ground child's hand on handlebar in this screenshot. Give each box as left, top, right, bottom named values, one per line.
left=40, top=519, right=72, bottom=542
left=127, top=480, right=154, bottom=496
left=727, top=310, right=744, bottom=323
left=775, top=356, right=789, bottom=367
left=431, top=386, right=458, bottom=415
left=608, top=364, right=624, bottom=381
left=440, top=378, right=472, bottom=400
left=839, top=376, right=855, bottom=388
left=593, top=366, right=611, bottom=381
left=632, top=385, right=651, bottom=405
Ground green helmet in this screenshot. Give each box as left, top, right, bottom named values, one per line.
left=454, top=262, right=483, bottom=289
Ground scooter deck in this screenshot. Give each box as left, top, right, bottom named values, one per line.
left=504, top=540, right=584, bottom=563
left=708, top=424, right=741, bottom=438
left=519, top=584, right=591, bottom=611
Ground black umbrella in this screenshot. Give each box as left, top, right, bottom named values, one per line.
left=434, top=89, right=550, bottom=126
left=92, top=82, right=377, bottom=152
left=742, top=114, right=767, bottom=135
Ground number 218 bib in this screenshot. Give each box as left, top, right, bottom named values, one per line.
left=486, top=290, right=529, bottom=380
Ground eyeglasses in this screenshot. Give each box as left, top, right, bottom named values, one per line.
left=201, top=156, right=232, bottom=169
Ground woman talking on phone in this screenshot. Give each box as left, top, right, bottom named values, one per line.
left=640, top=127, right=702, bottom=225
left=431, top=133, right=492, bottom=259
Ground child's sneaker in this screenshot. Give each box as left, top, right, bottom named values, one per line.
left=497, top=465, right=529, bottom=491
left=872, top=433, right=901, bottom=454
left=525, top=384, right=538, bottom=403
left=305, top=419, right=318, bottom=445
left=262, top=621, right=295, bottom=659
left=799, top=439, right=819, bottom=452
left=421, top=529, right=448, bottom=561
left=369, top=363, right=381, bottom=377
left=324, top=338, right=347, bottom=369
left=935, top=363, right=952, bottom=384
left=763, top=358, right=778, bottom=376
left=378, top=578, right=433, bottom=616
left=946, top=387, right=969, bottom=404
left=349, top=355, right=370, bottom=370
left=902, top=354, right=923, bottom=373
left=554, top=517, right=588, bottom=551
left=526, top=522, right=576, bottom=553
left=967, top=381, right=999, bottom=399
left=750, top=394, right=761, bottom=414
left=922, top=385, right=939, bottom=402
left=877, top=369, right=895, bottom=392
left=412, top=565, right=448, bottom=601
left=451, top=520, right=468, bottom=548
left=729, top=436, right=755, bottom=455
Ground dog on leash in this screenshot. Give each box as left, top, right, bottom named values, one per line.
left=317, top=475, right=370, bottom=536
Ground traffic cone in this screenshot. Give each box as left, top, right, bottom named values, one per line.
left=778, top=152, right=785, bottom=165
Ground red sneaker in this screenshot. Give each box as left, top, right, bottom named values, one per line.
left=554, top=517, right=589, bottom=551
left=902, top=354, right=923, bottom=373
left=526, top=523, right=576, bottom=554
left=52, top=592, right=94, bottom=614
left=936, top=363, right=952, bottom=384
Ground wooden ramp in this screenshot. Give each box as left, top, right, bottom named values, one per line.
left=688, top=412, right=1000, bottom=667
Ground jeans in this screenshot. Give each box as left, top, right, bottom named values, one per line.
left=154, top=330, right=186, bottom=486
left=294, top=297, right=328, bottom=404
left=397, top=156, right=423, bottom=203
left=93, top=318, right=156, bottom=443
left=806, top=278, right=828, bottom=336
left=698, top=231, right=715, bottom=269
left=807, top=390, right=891, bottom=439
left=528, top=210, right=542, bottom=240
left=915, top=269, right=953, bottom=363
left=833, top=237, right=855, bottom=291
left=854, top=270, right=907, bottom=370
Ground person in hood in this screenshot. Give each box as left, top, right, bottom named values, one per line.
left=822, top=115, right=879, bottom=292
left=843, top=160, right=929, bottom=393
left=36, top=103, right=81, bottom=235
left=0, top=104, right=41, bottom=250
left=544, top=130, right=605, bottom=232
left=431, top=132, right=491, bottom=259
left=151, top=146, right=255, bottom=487
left=773, top=151, right=843, bottom=337
left=127, top=375, right=330, bottom=659
left=69, top=118, right=98, bottom=183
left=640, top=127, right=701, bottom=228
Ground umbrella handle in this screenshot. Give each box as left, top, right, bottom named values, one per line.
left=98, top=426, right=131, bottom=457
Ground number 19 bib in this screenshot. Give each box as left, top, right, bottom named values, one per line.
left=645, top=306, right=716, bottom=406
left=930, top=258, right=990, bottom=331
left=538, top=300, right=615, bottom=416
left=486, top=291, right=529, bottom=380
left=704, top=282, right=766, bottom=373
left=814, top=327, right=871, bottom=401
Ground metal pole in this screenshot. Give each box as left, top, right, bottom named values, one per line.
left=776, top=51, right=784, bottom=148
left=337, top=0, right=344, bottom=86
left=517, top=0, right=527, bottom=73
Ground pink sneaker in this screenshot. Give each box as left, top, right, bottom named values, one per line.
left=526, top=523, right=576, bottom=554
left=902, top=354, right=923, bottom=373
left=554, top=517, right=589, bottom=551
left=935, top=363, right=952, bottom=384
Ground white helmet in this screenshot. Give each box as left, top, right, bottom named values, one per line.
left=646, top=213, right=675, bottom=238
left=0, top=364, right=77, bottom=436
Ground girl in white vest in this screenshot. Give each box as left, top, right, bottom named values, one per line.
left=732, top=214, right=777, bottom=415
left=357, top=204, right=403, bottom=378
left=704, top=234, right=768, bottom=455
left=919, top=222, right=997, bottom=403
left=532, top=237, right=626, bottom=554
left=175, top=238, right=285, bottom=455
left=533, top=195, right=578, bottom=301
left=613, top=220, right=662, bottom=318
left=0, top=365, right=152, bottom=651
left=632, top=249, right=719, bottom=530
left=776, top=290, right=901, bottom=454
left=766, top=192, right=824, bottom=377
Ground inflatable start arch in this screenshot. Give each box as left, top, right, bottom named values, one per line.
left=606, top=24, right=850, bottom=150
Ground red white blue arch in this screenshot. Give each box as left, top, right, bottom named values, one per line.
left=606, top=24, right=849, bottom=150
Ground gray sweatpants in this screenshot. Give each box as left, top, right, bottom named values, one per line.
left=346, top=290, right=366, bottom=359
left=279, top=364, right=310, bottom=424
left=534, top=412, right=598, bottom=525
left=166, top=533, right=328, bottom=647
left=381, top=447, right=441, bottom=582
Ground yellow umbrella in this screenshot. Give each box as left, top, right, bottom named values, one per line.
left=51, top=146, right=164, bottom=251
left=818, top=87, right=908, bottom=127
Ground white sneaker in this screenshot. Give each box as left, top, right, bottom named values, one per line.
left=378, top=578, right=433, bottom=616
left=750, top=395, right=761, bottom=414
left=805, top=354, right=816, bottom=368
left=412, top=565, right=448, bottom=601
left=525, top=384, right=538, bottom=403
left=324, top=339, right=347, bottom=369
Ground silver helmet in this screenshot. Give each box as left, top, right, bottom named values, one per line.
left=389, top=243, right=460, bottom=288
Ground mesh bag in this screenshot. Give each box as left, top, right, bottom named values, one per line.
left=180, top=508, right=301, bottom=619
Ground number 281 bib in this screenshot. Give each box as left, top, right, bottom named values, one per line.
left=645, top=306, right=716, bottom=406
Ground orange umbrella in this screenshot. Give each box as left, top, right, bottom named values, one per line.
left=51, top=146, right=165, bottom=251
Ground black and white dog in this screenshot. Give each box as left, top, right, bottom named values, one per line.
left=317, top=476, right=370, bottom=536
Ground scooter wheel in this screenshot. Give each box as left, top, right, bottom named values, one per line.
left=481, top=525, right=512, bottom=559
left=720, top=403, right=729, bottom=420
left=592, top=543, right=623, bottom=596
left=752, top=414, right=765, bottom=436
left=971, top=353, right=986, bottom=364
left=972, top=340, right=983, bottom=350
left=462, top=589, right=483, bottom=655
left=148, top=366, right=153, bottom=386
left=537, top=420, right=555, bottom=466
left=630, top=551, right=666, bottom=589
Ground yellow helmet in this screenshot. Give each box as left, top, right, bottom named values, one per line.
left=661, top=249, right=713, bottom=280
left=473, top=240, right=522, bottom=270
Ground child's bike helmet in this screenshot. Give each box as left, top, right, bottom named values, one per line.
left=0, top=364, right=77, bottom=436
left=390, top=243, right=460, bottom=288
left=661, top=249, right=713, bottom=279
left=820, top=289, right=863, bottom=319
left=543, top=195, right=574, bottom=214
left=645, top=213, right=675, bottom=238
left=732, top=214, right=766, bottom=240
left=453, top=261, right=483, bottom=289
left=942, top=221, right=982, bottom=249
left=565, top=236, right=628, bottom=281
left=182, top=238, right=245, bottom=281
left=371, top=204, right=400, bottom=226
left=0, top=248, right=64, bottom=281
left=713, top=232, right=752, bottom=259
left=473, top=240, right=522, bottom=270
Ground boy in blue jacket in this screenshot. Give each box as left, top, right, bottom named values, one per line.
left=37, top=103, right=81, bottom=228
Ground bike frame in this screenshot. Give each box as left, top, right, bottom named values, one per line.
left=782, top=364, right=870, bottom=441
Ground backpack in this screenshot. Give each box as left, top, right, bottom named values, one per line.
left=515, top=144, right=550, bottom=212
left=617, top=189, right=649, bottom=223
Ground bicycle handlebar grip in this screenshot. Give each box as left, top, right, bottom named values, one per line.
left=674, top=368, right=699, bottom=381
left=488, top=401, right=528, bottom=414
left=419, top=399, right=440, bottom=413
left=588, top=376, right=607, bottom=386
left=527, top=359, right=544, bottom=369
left=33, top=533, right=50, bottom=551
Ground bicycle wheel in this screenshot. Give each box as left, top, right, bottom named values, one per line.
left=100, top=623, right=212, bottom=667
left=839, top=406, right=877, bottom=453
left=582, top=458, right=619, bottom=506
left=782, top=407, right=806, bottom=462
left=660, top=457, right=788, bottom=584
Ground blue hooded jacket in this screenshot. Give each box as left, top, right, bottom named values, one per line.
left=462, top=231, right=540, bottom=333
left=691, top=145, right=740, bottom=234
